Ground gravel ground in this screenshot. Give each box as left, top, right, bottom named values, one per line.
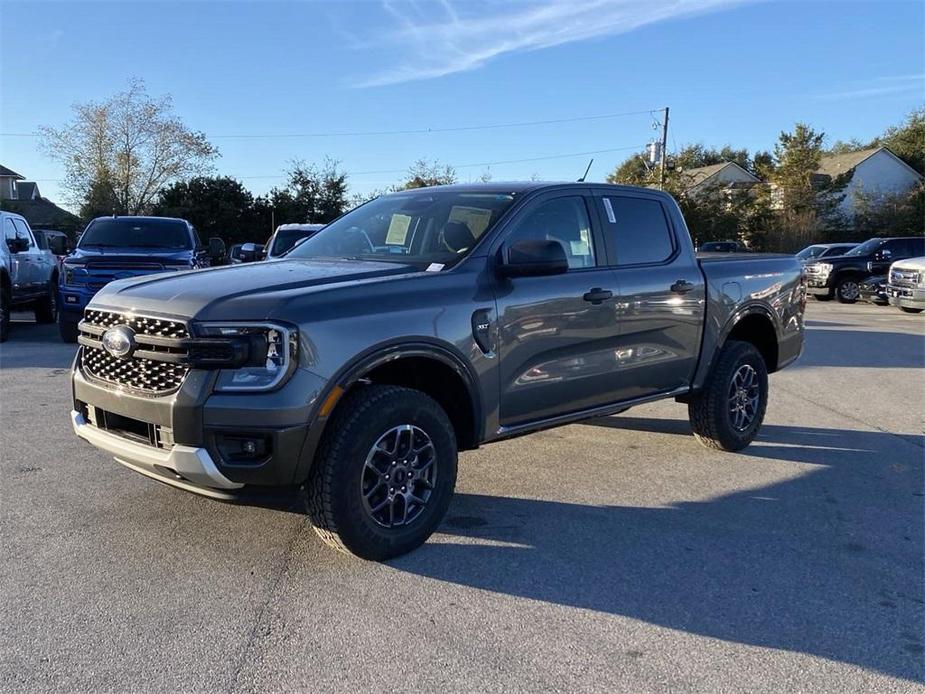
left=1, top=300, right=923, bottom=693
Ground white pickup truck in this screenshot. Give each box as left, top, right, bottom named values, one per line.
left=0, top=210, right=60, bottom=341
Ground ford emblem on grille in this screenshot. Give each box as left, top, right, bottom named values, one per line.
left=101, top=325, right=136, bottom=359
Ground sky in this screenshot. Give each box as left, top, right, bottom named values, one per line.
left=1, top=0, right=923, bottom=208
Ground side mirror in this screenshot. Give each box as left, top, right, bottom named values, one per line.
left=877, top=249, right=892, bottom=261
left=240, top=242, right=257, bottom=263
left=498, top=239, right=569, bottom=278
left=208, top=237, right=226, bottom=263
left=7, top=236, right=29, bottom=253
left=256, top=243, right=267, bottom=260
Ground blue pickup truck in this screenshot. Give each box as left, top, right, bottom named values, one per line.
left=58, top=216, right=225, bottom=342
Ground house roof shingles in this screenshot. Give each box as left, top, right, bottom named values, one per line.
left=0, top=165, right=25, bottom=180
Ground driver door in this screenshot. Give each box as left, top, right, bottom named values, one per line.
left=492, top=191, right=624, bottom=427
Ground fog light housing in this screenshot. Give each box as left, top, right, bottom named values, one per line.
left=214, top=433, right=271, bottom=465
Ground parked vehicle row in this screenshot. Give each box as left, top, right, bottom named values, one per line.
left=802, top=236, right=925, bottom=305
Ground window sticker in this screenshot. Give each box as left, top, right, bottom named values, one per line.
left=385, top=214, right=412, bottom=245
left=602, top=198, right=616, bottom=223
left=425, top=263, right=445, bottom=272
left=448, top=206, right=493, bottom=238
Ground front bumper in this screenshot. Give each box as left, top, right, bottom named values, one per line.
left=59, top=285, right=99, bottom=320
left=887, top=284, right=925, bottom=310
left=71, top=355, right=329, bottom=494
left=72, top=410, right=243, bottom=499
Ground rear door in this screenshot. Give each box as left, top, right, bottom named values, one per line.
left=492, top=190, right=625, bottom=426
left=592, top=190, right=705, bottom=400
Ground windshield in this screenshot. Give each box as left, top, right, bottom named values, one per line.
left=271, top=228, right=320, bottom=256
left=79, top=218, right=192, bottom=249
left=797, top=245, right=827, bottom=260
left=844, top=239, right=881, bottom=257
left=286, top=190, right=517, bottom=267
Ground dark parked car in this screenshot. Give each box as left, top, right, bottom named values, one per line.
left=264, top=223, right=325, bottom=260
left=804, top=236, right=925, bottom=303
left=698, top=240, right=749, bottom=253
left=859, top=275, right=888, bottom=305
left=58, top=216, right=226, bottom=342
left=70, top=183, right=804, bottom=559
left=796, top=243, right=857, bottom=263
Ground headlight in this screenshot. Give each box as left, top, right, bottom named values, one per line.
left=197, top=322, right=298, bottom=392
left=62, top=262, right=81, bottom=285
left=817, top=263, right=832, bottom=274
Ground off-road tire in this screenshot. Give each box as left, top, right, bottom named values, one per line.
left=304, top=384, right=458, bottom=560
left=835, top=276, right=860, bottom=304
left=34, top=279, right=58, bottom=324
left=900, top=306, right=923, bottom=314
left=58, top=315, right=78, bottom=343
left=688, top=340, right=768, bottom=452
left=0, top=280, right=9, bottom=343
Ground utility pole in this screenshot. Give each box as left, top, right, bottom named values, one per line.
left=659, top=106, right=670, bottom=190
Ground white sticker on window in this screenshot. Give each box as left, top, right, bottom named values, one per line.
left=602, top=198, right=616, bottom=224
left=425, top=263, right=444, bottom=272
left=385, top=214, right=412, bottom=245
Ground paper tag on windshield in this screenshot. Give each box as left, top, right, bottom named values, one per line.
left=426, top=263, right=444, bottom=272
left=385, top=214, right=412, bottom=245
left=448, top=206, right=492, bottom=238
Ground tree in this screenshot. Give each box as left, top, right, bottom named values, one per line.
left=80, top=178, right=121, bottom=220
left=876, top=107, right=925, bottom=175
left=400, top=159, right=457, bottom=189
left=40, top=79, right=218, bottom=215
left=262, top=158, right=350, bottom=227
left=153, top=176, right=257, bottom=244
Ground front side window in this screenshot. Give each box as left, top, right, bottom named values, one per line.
left=3, top=218, right=17, bottom=244
left=11, top=219, right=35, bottom=248
left=503, top=196, right=595, bottom=269
left=602, top=196, right=674, bottom=266
left=79, top=218, right=193, bottom=249
left=288, top=190, right=517, bottom=268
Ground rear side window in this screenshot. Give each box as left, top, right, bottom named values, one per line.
left=601, top=196, right=674, bottom=266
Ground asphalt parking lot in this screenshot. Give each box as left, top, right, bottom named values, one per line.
left=1, top=301, right=923, bottom=693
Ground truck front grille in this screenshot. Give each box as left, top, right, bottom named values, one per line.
left=79, top=310, right=190, bottom=394
left=889, top=268, right=920, bottom=288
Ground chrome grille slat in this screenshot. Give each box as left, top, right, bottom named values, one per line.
left=80, top=310, right=190, bottom=394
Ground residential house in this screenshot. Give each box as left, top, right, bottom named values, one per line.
left=0, top=164, right=25, bottom=201
left=812, top=146, right=923, bottom=218
left=0, top=164, right=81, bottom=233
left=680, top=162, right=761, bottom=198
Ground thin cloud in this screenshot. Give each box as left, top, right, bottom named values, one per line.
left=352, top=0, right=746, bottom=87
left=816, top=75, right=925, bottom=101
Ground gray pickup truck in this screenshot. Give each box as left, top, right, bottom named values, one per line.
left=70, top=183, right=805, bottom=559
left=1, top=210, right=61, bottom=342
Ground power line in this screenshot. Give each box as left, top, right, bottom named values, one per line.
left=0, top=108, right=661, bottom=140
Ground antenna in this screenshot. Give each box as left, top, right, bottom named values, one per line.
left=577, top=158, right=594, bottom=182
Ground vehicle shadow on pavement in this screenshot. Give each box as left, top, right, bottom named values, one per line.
left=394, top=420, right=925, bottom=683
left=795, top=326, right=925, bottom=369
left=0, top=319, right=76, bottom=369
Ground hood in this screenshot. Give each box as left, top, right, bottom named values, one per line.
left=66, top=246, right=194, bottom=266
left=891, top=256, right=925, bottom=272
left=89, top=257, right=418, bottom=320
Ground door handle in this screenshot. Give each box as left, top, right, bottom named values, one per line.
left=670, top=280, right=694, bottom=294
left=583, top=288, right=613, bottom=304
